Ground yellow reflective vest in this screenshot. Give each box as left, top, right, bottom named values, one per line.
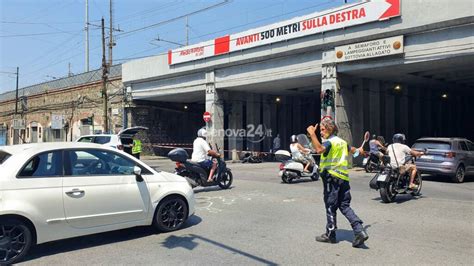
left=320, top=136, right=349, bottom=181
left=132, top=139, right=142, bottom=154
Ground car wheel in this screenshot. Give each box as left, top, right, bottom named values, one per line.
left=153, top=196, right=188, bottom=232
left=452, top=165, right=465, bottom=183
left=0, top=218, right=33, bottom=265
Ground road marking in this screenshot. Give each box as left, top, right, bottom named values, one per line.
left=196, top=190, right=266, bottom=213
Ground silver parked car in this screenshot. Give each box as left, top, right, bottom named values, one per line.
left=412, top=138, right=474, bottom=183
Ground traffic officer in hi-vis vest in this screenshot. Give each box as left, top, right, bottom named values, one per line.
left=132, top=137, right=142, bottom=159
left=307, top=118, right=368, bottom=248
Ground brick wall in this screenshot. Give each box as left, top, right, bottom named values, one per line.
left=0, top=78, right=125, bottom=144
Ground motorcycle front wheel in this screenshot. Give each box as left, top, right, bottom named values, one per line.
left=380, top=181, right=397, bottom=203
left=410, top=172, right=422, bottom=196
left=365, top=161, right=374, bottom=173
left=218, top=169, right=233, bottom=189
left=310, top=171, right=319, bottom=181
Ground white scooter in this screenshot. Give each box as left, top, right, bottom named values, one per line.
left=275, top=134, right=319, bottom=183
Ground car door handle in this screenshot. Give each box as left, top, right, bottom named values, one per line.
left=65, top=189, right=85, bottom=197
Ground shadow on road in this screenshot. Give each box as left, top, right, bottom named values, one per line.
left=371, top=194, right=425, bottom=204
left=22, top=215, right=202, bottom=263
left=162, top=234, right=278, bottom=265
left=194, top=186, right=234, bottom=194
left=280, top=179, right=317, bottom=184
left=324, top=226, right=370, bottom=249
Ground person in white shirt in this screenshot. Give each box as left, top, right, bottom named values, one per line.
left=387, top=133, right=424, bottom=190
left=191, top=127, right=220, bottom=182
left=289, top=135, right=312, bottom=172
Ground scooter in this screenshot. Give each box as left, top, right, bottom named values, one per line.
left=363, top=142, right=388, bottom=173
left=168, top=147, right=233, bottom=189
left=363, top=153, right=382, bottom=173
left=275, top=134, right=319, bottom=183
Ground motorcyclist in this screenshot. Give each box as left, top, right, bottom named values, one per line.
left=289, top=135, right=312, bottom=173
left=369, top=134, right=384, bottom=160
left=387, top=133, right=424, bottom=190
left=191, top=127, right=220, bottom=182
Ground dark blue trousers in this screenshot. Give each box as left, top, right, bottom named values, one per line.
left=322, top=176, right=363, bottom=235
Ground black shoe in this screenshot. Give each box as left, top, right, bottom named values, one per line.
left=315, top=233, right=336, bottom=244
left=352, top=230, right=369, bottom=248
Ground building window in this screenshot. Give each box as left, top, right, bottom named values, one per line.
left=53, top=129, right=61, bottom=140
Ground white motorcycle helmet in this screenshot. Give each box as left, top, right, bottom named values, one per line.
left=197, top=127, right=207, bottom=138
left=290, top=135, right=297, bottom=143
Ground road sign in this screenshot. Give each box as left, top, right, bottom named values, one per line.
left=51, top=114, right=64, bottom=129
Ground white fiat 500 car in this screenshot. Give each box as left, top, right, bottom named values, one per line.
left=0, top=142, right=195, bottom=264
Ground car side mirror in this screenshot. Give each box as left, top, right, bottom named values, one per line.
left=134, top=166, right=143, bottom=182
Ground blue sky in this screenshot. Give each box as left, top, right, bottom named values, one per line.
left=0, top=0, right=353, bottom=94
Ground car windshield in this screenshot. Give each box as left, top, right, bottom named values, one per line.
left=0, top=151, right=11, bottom=164
left=94, top=136, right=111, bottom=144
left=413, top=141, right=451, bottom=150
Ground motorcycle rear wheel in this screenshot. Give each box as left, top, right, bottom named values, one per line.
left=380, top=182, right=396, bottom=203
left=281, top=171, right=293, bottom=183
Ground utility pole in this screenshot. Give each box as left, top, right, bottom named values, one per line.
left=85, top=0, right=89, bottom=72
left=14, top=67, right=19, bottom=115
left=68, top=62, right=72, bottom=76
left=185, top=16, right=189, bottom=46
left=101, top=17, right=109, bottom=133
left=108, top=0, right=114, bottom=66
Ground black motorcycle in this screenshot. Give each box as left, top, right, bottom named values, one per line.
left=369, top=154, right=423, bottom=203
left=168, top=148, right=233, bottom=189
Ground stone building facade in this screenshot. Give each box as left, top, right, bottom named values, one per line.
left=0, top=66, right=127, bottom=145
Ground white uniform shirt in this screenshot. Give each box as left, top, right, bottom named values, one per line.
left=191, top=137, right=211, bottom=162
left=387, top=143, right=412, bottom=168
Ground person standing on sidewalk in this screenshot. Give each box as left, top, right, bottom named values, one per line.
left=306, top=118, right=368, bottom=248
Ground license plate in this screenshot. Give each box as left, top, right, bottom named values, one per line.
left=377, top=174, right=387, bottom=182
left=421, top=155, right=434, bottom=160
left=363, top=158, right=368, bottom=165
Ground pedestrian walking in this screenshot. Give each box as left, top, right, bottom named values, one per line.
left=306, top=118, right=368, bottom=248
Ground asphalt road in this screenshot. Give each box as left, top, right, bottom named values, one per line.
left=19, top=159, right=474, bottom=265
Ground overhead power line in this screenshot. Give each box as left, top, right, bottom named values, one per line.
left=115, top=0, right=230, bottom=39
left=0, top=30, right=81, bottom=38
left=1, top=20, right=85, bottom=25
